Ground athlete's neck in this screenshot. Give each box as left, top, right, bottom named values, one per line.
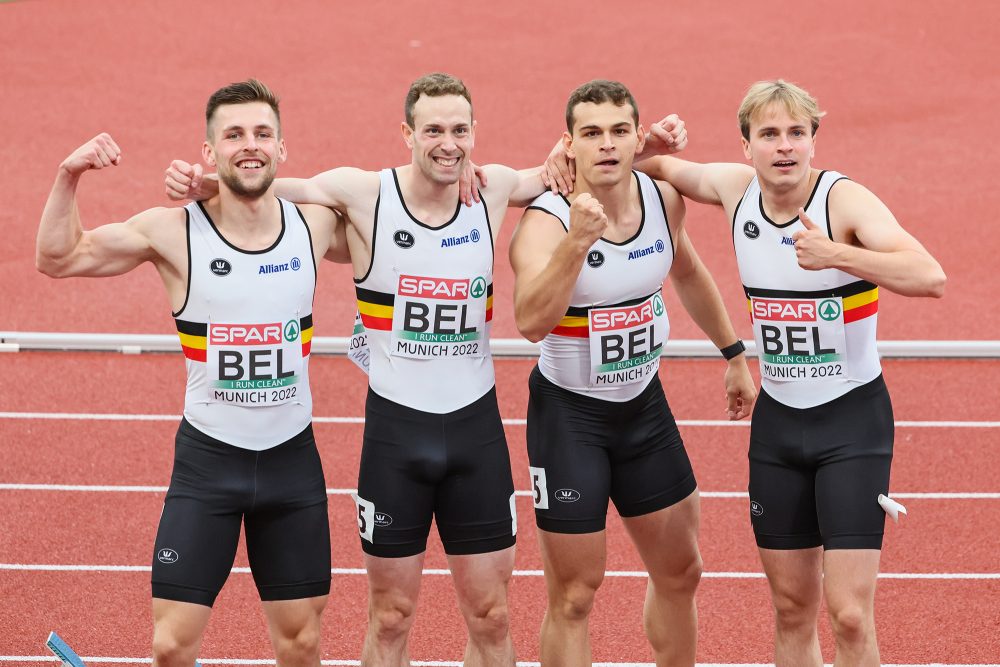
left=570, top=170, right=641, bottom=238
left=396, top=164, right=459, bottom=227
left=207, top=187, right=282, bottom=251
left=759, top=168, right=821, bottom=223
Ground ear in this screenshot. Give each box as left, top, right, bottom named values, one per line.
left=401, top=121, right=414, bottom=150
left=202, top=140, right=216, bottom=167
left=809, top=133, right=816, bottom=160
left=277, top=137, right=288, bottom=164
left=741, top=136, right=752, bottom=161
left=635, top=122, right=646, bottom=155
left=469, top=119, right=477, bottom=146
left=562, top=131, right=575, bottom=159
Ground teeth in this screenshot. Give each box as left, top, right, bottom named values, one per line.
left=434, top=157, right=459, bottom=166
left=239, top=160, right=263, bottom=169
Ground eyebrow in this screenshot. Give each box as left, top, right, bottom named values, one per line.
left=579, top=122, right=632, bottom=131
left=221, top=124, right=276, bottom=133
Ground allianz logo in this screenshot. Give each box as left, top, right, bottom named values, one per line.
left=554, top=488, right=581, bottom=503
left=780, top=237, right=796, bottom=246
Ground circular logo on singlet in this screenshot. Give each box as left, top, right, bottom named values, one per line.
left=587, top=250, right=605, bottom=268
left=393, top=230, right=415, bottom=249
left=470, top=229, right=481, bottom=243
left=743, top=221, right=760, bottom=240
left=655, top=239, right=665, bottom=253
left=157, top=548, right=179, bottom=564
left=210, top=258, right=232, bottom=276
left=374, top=512, right=393, bottom=527
left=291, top=257, right=301, bottom=271
left=555, top=489, right=581, bottom=503
left=653, top=294, right=665, bottom=317
left=471, top=277, right=487, bottom=299
left=818, top=299, right=841, bottom=321
left=750, top=501, right=764, bottom=517
left=284, top=320, right=300, bottom=342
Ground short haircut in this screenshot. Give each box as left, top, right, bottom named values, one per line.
left=738, top=79, right=825, bottom=140
left=565, top=79, right=639, bottom=132
left=205, top=79, right=281, bottom=139
left=404, top=73, right=473, bottom=127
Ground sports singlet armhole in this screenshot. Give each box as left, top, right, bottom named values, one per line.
left=171, top=207, right=193, bottom=318
left=825, top=176, right=852, bottom=241
left=292, top=203, right=319, bottom=302
left=649, top=176, right=675, bottom=261
left=354, top=194, right=380, bottom=285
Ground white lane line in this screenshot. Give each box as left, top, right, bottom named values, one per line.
left=1, top=412, right=999, bottom=428
left=2, top=563, right=997, bottom=579
left=3, top=484, right=998, bottom=499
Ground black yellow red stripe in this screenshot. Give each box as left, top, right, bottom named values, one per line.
left=744, top=282, right=878, bottom=324
left=175, top=314, right=315, bottom=361
left=356, top=284, right=494, bottom=331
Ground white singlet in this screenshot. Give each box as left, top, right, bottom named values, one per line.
left=354, top=169, right=495, bottom=413
left=174, top=198, right=316, bottom=450
left=732, top=170, right=881, bottom=409
left=528, top=171, right=674, bottom=402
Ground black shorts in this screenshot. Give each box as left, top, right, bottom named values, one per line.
left=355, top=386, right=516, bottom=558
left=151, top=419, right=331, bottom=607
left=748, top=375, right=894, bottom=551
left=526, top=366, right=696, bottom=534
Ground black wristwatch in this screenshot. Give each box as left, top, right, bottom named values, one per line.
left=720, top=339, right=746, bottom=360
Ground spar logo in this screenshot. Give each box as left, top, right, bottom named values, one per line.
left=283, top=319, right=300, bottom=342
left=398, top=275, right=472, bottom=300
left=210, top=323, right=283, bottom=345
left=157, top=548, right=179, bottom=564
left=818, top=299, right=841, bottom=321
left=591, top=300, right=657, bottom=332
left=752, top=299, right=818, bottom=323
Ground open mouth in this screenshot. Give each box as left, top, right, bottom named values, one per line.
left=432, top=156, right=461, bottom=167
left=596, top=158, right=619, bottom=167
left=237, top=159, right=264, bottom=170
left=773, top=160, right=796, bottom=169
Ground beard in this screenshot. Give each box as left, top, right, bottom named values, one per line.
left=219, top=166, right=275, bottom=200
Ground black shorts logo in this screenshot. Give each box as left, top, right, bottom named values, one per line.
left=750, top=500, right=764, bottom=517
left=743, top=221, right=760, bottom=240
left=555, top=489, right=581, bottom=503
left=374, top=512, right=393, bottom=527
left=157, top=548, right=179, bottom=564
left=393, top=231, right=415, bottom=249
left=210, top=258, right=232, bottom=276
left=587, top=251, right=605, bottom=268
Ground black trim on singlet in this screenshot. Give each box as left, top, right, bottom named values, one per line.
left=648, top=174, right=675, bottom=261
left=825, top=176, right=852, bottom=241
left=171, top=208, right=193, bottom=318
left=758, top=170, right=827, bottom=229
left=354, top=194, right=380, bottom=285
left=355, top=286, right=395, bottom=306
left=743, top=279, right=877, bottom=300
left=292, top=204, right=319, bottom=297
left=391, top=168, right=462, bottom=230
left=195, top=197, right=287, bottom=255
left=525, top=204, right=568, bottom=231
left=480, top=187, right=495, bottom=263
left=731, top=176, right=756, bottom=251
left=564, top=289, right=662, bottom=317
left=175, top=314, right=313, bottom=335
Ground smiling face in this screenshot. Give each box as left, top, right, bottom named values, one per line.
left=565, top=100, right=645, bottom=188
left=203, top=101, right=286, bottom=199
left=741, top=103, right=816, bottom=190
left=402, top=93, right=475, bottom=186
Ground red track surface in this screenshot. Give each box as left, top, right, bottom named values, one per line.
left=2, top=0, right=999, bottom=663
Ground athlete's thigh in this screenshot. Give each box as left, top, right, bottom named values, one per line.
left=354, top=388, right=438, bottom=558
left=622, top=490, right=700, bottom=578
left=152, top=423, right=245, bottom=607
left=526, top=367, right=612, bottom=534
left=814, top=379, right=894, bottom=550
left=610, top=378, right=696, bottom=519
left=435, top=388, right=517, bottom=555
left=245, top=426, right=332, bottom=600
left=748, top=391, right=821, bottom=550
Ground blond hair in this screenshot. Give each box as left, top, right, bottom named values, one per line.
left=738, top=80, right=825, bottom=140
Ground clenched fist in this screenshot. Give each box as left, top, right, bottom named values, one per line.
left=164, top=159, right=205, bottom=201
left=60, top=133, right=121, bottom=176
left=568, top=193, right=608, bottom=249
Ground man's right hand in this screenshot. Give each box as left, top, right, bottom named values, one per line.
left=164, top=160, right=207, bottom=201
left=60, top=134, right=122, bottom=176
left=568, top=193, right=607, bottom=249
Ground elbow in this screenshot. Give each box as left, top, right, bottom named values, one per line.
left=35, top=252, right=66, bottom=278
left=927, top=269, right=946, bottom=299
left=514, top=312, right=548, bottom=343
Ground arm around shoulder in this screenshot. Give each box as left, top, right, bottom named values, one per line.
left=638, top=157, right=753, bottom=208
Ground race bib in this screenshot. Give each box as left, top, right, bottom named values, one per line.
left=206, top=320, right=303, bottom=405
left=390, top=273, right=487, bottom=360
left=587, top=292, right=667, bottom=386
left=751, top=297, right=848, bottom=381
left=348, top=311, right=370, bottom=375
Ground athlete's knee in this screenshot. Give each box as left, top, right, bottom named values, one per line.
left=771, top=586, right=821, bottom=631
left=151, top=629, right=198, bottom=667
left=462, top=597, right=511, bottom=646
left=650, top=551, right=703, bottom=598
left=829, top=603, right=873, bottom=645
left=272, top=622, right=322, bottom=666
left=550, top=579, right=600, bottom=622
left=368, top=595, right=417, bottom=643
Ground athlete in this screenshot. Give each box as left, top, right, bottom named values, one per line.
left=36, top=80, right=349, bottom=667
left=632, top=80, right=946, bottom=665
left=511, top=79, right=756, bottom=666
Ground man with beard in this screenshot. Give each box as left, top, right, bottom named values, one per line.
left=37, top=79, right=349, bottom=667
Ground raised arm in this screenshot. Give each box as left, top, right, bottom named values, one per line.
left=794, top=179, right=946, bottom=297
left=669, top=227, right=756, bottom=420
left=37, top=134, right=167, bottom=278
left=509, top=195, right=607, bottom=342
left=636, top=156, right=753, bottom=208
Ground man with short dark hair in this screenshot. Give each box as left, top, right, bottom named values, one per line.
left=516, top=79, right=756, bottom=666
left=37, top=79, right=349, bottom=667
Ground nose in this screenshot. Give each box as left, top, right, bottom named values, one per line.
left=243, top=134, right=258, bottom=151
left=600, top=132, right=614, bottom=150
left=777, top=133, right=793, bottom=151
